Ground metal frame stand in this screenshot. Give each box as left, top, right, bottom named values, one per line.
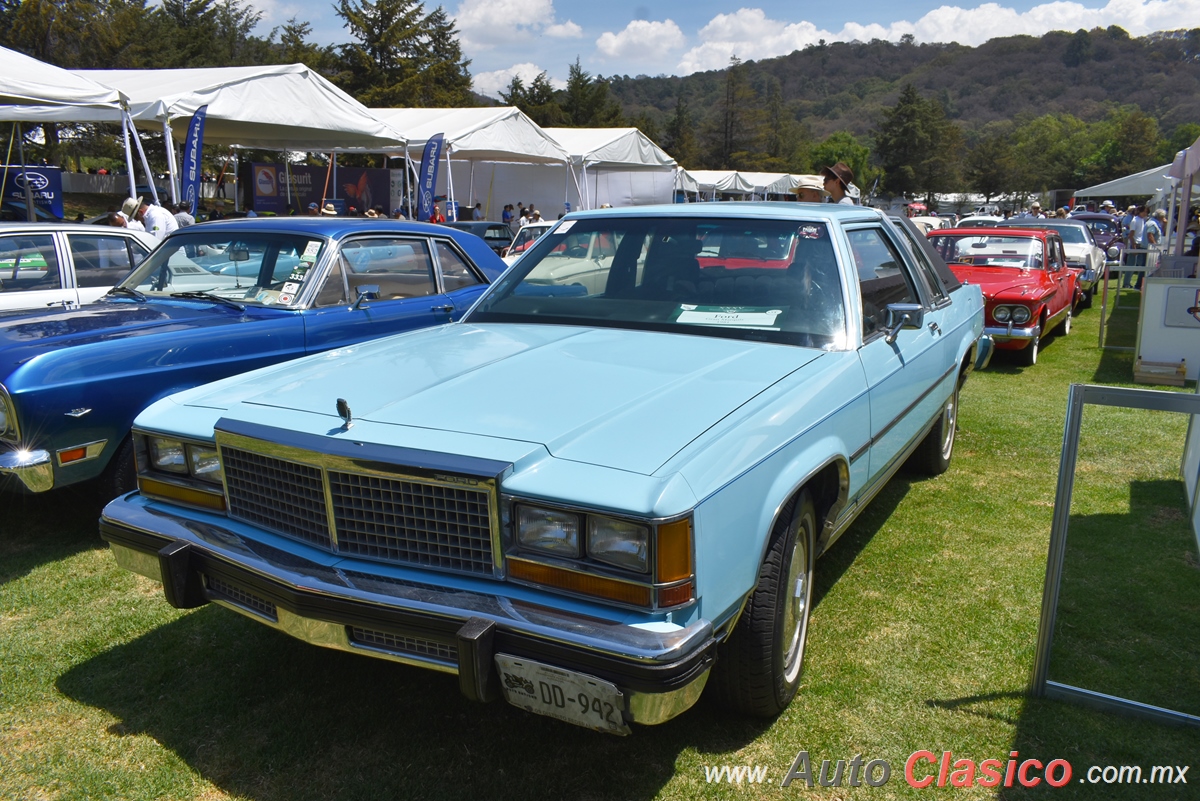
left=1030, top=383, right=1200, bottom=728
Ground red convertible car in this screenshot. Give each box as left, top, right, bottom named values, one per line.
left=928, top=227, right=1078, bottom=365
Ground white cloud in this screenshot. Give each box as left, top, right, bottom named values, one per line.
left=676, top=1, right=1200, bottom=74
left=453, top=0, right=580, bottom=49
left=473, top=62, right=567, bottom=99
left=596, top=19, right=685, bottom=60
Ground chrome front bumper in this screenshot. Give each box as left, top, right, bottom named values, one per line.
left=0, top=447, right=53, bottom=492
left=974, top=334, right=995, bottom=370
left=100, top=494, right=714, bottom=729
left=984, top=323, right=1041, bottom=343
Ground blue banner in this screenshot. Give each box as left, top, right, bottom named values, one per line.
left=1, top=165, right=63, bottom=219
left=181, top=105, right=207, bottom=215
left=417, top=133, right=444, bottom=222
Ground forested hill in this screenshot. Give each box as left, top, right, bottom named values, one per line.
left=609, top=27, right=1200, bottom=141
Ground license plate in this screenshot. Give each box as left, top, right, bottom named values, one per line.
left=494, top=654, right=630, bottom=735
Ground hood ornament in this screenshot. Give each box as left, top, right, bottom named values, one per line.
left=336, top=398, right=353, bottom=430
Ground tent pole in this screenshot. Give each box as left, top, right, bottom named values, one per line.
left=445, top=148, right=454, bottom=220
left=233, top=150, right=239, bottom=212
left=332, top=153, right=337, bottom=203
left=1178, top=179, right=1193, bottom=257
left=15, top=123, right=34, bottom=222
left=469, top=159, right=475, bottom=208
left=162, top=120, right=179, bottom=205
left=284, top=151, right=292, bottom=212
left=1166, top=179, right=1178, bottom=254
left=321, top=153, right=333, bottom=207
left=121, top=112, right=137, bottom=199
left=129, top=119, right=158, bottom=205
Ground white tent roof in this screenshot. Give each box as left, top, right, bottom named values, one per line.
left=739, top=171, right=800, bottom=195
left=1073, top=163, right=1172, bottom=198
left=542, top=127, right=675, bottom=169
left=675, top=167, right=700, bottom=193
left=687, top=169, right=753, bottom=194
left=79, top=65, right=405, bottom=150
left=373, top=107, right=567, bottom=163
left=0, top=47, right=127, bottom=123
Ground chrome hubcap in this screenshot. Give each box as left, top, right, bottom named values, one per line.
left=940, top=390, right=958, bottom=459
left=782, top=525, right=810, bottom=682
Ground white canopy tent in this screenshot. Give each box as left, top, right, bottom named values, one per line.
left=1073, top=163, right=1173, bottom=200
left=0, top=46, right=142, bottom=210
left=1166, top=136, right=1200, bottom=256
left=542, top=127, right=676, bottom=209
left=687, top=169, right=754, bottom=199
left=740, top=171, right=799, bottom=199
left=362, top=107, right=567, bottom=220
left=80, top=65, right=407, bottom=204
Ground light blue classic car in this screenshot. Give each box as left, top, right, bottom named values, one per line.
left=102, top=204, right=989, bottom=734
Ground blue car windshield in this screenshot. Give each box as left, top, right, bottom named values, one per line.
left=468, top=216, right=847, bottom=348
left=118, top=232, right=328, bottom=307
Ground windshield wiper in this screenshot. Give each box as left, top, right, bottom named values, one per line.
left=169, top=291, right=245, bottom=311
left=106, top=285, right=146, bottom=301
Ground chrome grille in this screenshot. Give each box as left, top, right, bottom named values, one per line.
left=330, top=471, right=493, bottom=575
left=351, top=627, right=457, bottom=662
left=206, top=574, right=277, bottom=621
left=223, top=447, right=331, bottom=547
left=219, top=441, right=497, bottom=576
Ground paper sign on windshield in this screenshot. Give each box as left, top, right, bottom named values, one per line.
left=673, top=305, right=783, bottom=328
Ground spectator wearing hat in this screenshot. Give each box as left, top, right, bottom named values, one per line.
left=119, top=197, right=147, bottom=232
left=307, top=202, right=320, bottom=216
left=173, top=202, right=195, bottom=228
left=821, top=162, right=856, bottom=205
left=392, top=207, right=406, bottom=219
left=365, top=208, right=379, bottom=218
left=320, top=203, right=338, bottom=216
left=792, top=175, right=826, bottom=203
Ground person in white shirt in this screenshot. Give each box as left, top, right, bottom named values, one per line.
left=120, top=197, right=146, bottom=232
left=136, top=198, right=180, bottom=240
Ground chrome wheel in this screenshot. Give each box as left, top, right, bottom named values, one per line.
left=938, top=385, right=958, bottom=463
left=781, top=515, right=813, bottom=684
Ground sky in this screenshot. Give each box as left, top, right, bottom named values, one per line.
left=252, top=0, right=1200, bottom=97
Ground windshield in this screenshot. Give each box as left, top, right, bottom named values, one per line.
left=930, top=234, right=1046, bottom=270
left=117, top=231, right=328, bottom=307
left=468, top=216, right=847, bottom=348
left=1085, top=219, right=1118, bottom=236
left=1047, top=225, right=1089, bottom=244
left=509, top=225, right=549, bottom=254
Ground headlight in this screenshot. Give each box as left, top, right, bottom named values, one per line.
left=993, top=306, right=1011, bottom=322
left=148, top=437, right=188, bottom=473
left=0, top=401, right=8, bottom=437
left=587, top=516, right=649, bottom=573
left=187, top=445, right=222, bottom=484
left=516, top=505, right=581, bottom=557
left=1011, top=306, right=1031, bottom=324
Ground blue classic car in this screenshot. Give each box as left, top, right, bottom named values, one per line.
left=0, top=218, right=505, bottom=496
left=101, top=205, right=988, bottom=733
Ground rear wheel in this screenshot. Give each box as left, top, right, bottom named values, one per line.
left=1061, top=310, right=1072, bottom=335
left=910, top=374, right=960, bottom=476
left=1021, top=334, right=1039, bottom=366
left=710, top=491, right=815, bottom=717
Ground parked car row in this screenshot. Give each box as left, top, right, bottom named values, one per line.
left=8, top=203, right=1004, bottom=735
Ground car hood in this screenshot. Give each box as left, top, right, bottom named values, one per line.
left=949, top=264, right=1049, bottom=299
left=1061, top=243, right=1095, bottom=262
left=0, top=299, right=262, bottom=374
left=183, top=323, right=823, bottom=475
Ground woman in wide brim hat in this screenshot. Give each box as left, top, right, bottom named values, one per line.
left=821, top=162, right=856, bottom=205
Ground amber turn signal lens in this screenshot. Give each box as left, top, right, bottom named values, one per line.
left=137, top=476, right=227, bottom=512
left=657, top=581, right=694, bottom=607
left=58, top=447, right=87, bottom=464
left=508, top=558, right=652, bottom=606
left=656, top=519, right=693, bottom=583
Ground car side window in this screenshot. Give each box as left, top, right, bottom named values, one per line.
left=313, top=257, right=348, bottom=307
left=338, top=238, right=436, bottom=299
left=846, top=227, right=919, bottom=338
left=434, top=241, right=482, bottom=292
left=890, top=222, right=948, bottom=305
left=1048, top=239, right=1063, bottom=270
left=68, top=234, right=139, bottom=288
left=0, top=234, right=61, bottom=293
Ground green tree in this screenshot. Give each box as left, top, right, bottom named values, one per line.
left=810, top=130, right=875, bottom=193
left=874, top=83, right=962, bottom=201
left=272, top=17, right=335, bottom=70
left=334, top=0, right=425, bottom=105
left=500, top=72, right=565, bottom=126
left=561, top=58, right=623, bottom=127
left=409, top=6, right=472, bottom=106
left=1062, top=29, right=1092, bottom=67
left=964, top=128, right=1017, bottom=200
left=704, top=56, right=761, bottom=168
left=662, top=97, right=699, bottom=167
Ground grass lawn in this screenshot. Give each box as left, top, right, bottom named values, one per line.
left=2, top=284, right=1198, bottom=800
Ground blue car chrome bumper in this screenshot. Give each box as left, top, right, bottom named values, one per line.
left=0, top=447, right=53, bottom=492
left=99, top=493, right=715, bottom=729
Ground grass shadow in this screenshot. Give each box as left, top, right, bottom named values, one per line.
left=56, top=604, right=772, bottom=801
left=0, top=482, right=111, bottom=587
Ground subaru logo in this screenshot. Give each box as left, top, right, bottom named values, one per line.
left=14, top=172, right=49, bottom=191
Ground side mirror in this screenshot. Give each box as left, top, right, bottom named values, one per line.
left=884, top=303, right=924, bottom=344
left=353, top=284, right=380, bottom=310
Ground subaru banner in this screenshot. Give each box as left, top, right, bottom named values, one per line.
left=417, top=134, right=444, bottom=222
left=181, top=105, right=207, bottom=215
left=242, top=162, right=388, bottom=216
left=1, top=165, right=64, bottom=219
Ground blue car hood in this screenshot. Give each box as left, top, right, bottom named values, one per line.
left=185, top=323, right=823, bottom=475
left=0, top=300, right=257, bottom=371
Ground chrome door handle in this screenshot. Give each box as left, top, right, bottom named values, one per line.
left=431, top=304, right=454, bottom=313
left=928, top=322, right=940, bottom=334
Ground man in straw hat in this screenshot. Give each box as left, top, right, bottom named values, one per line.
left=792, top=175, right=826, bottom=203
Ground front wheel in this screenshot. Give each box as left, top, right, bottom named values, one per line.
left=95, top=436, right=136, bottom=505
left=1061, top=310, right=1072, bottom=335
left=1021, top=334, right=1039, bottom=366
left=710, top=491, right=815, bottom=717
